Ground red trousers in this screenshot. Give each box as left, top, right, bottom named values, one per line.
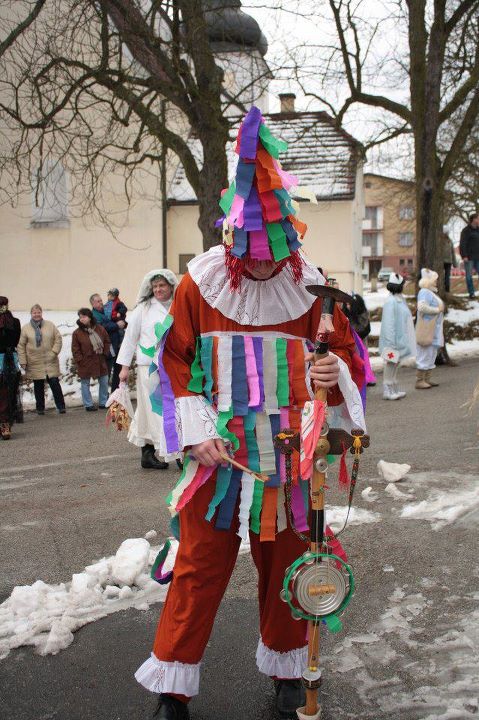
left=152, top=477, right=308, bottom=687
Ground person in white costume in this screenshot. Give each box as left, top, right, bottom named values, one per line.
left=117, top=269, right=178, bottom=469
left=378, top=272, right=416, bottom=400
left=415, top=268, right=444, bottom=389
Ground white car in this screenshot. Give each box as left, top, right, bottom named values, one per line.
left=377, top=267, right=394, bottom=282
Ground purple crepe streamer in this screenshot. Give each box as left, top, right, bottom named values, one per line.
left=291, top=482, right=309, bottom=532
left=157, top=328, right=179, bottom=454
left=352, top=329, right=367, bottom=412
left=239, top=106, right=263, bottom=160
left=243, top=185, right=263, bottom=231
left=215, top=215, right=226, bottom=228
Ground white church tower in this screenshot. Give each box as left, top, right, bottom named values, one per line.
left=203, top=0, right=272, bottom=114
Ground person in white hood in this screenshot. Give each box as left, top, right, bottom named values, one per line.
left=117, top=269, right=178, bottom=469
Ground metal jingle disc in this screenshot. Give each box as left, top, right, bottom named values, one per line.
left=292, top=559, right=348, bottom=616
left=302, top=667, right=322, bottom=690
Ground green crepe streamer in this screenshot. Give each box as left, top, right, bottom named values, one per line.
left=244, top=411, right=263, bottom=533
left=155, top=313, right=173, bottom=340
left=170, top=514, right=180, bottom=541
left=150, top=539, right=171, bottom=580
left=219, top=181, right=236, bottom=215
left=165, top=456, right=190, bottom=507
left=275, top=338, right=289, bottom=407
left=139, top=344, right=156, bottom=358
left=274, top=188, right=294, bottom=217
left=324, top=614, right=343, bottom=633
left=216, top=408, right=240, bottom=451
left=187, top=338, right=204, bottom=393
left=259, top=124, right=288, bottom=158
left=267, top=222, right=291, bottom=261
left=326, top=454, right=336, bottom=465
left=205, top=464, right=232, bottom=521
left=200, top=336, right=214, bottom=403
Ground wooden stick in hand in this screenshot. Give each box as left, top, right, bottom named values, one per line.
left=219, top=453, right=269, bottom=483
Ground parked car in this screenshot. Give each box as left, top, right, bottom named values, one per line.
left=377, top=267, right=394, bottom=282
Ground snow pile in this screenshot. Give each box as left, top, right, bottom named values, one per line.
left=361, top=486, right=379, bottom=503
left=384, top=483, right=414, bottom=501
left=326, top=505, right=381, bottom=532
left=377, top=459, right=411, bottom=483
left=0, top=535, right=177, bottom=660
left=446, top=302, right=479, bottom=326
left=400, top=484, right=479, bottom=530
left=0, top=532, right=252, bottom=660
left=363, top=288, right=389, bottom=312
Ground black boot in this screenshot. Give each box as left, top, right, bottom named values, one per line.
left=274, top=679, right=306, bottom=718
left=153, top=694, right=190, bottom=719
left=141, top=444, right=169, bottom=470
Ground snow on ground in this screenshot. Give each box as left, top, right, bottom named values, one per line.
left=326, top=505, right=381, bottom=532
left=446, top=301, right=479, bottom=326
left=363, top=288, right=389, bottom=311
left=0, top=532, right=250, bottom=660
left=400, top=483, right=479, bottom=530
left=328, top=584, right=479, bottom=719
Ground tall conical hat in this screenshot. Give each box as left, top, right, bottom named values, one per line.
left=217, top=106, right=307, bottom=263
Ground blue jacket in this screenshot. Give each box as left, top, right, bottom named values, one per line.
left=379, top=294, right=416, bottom=360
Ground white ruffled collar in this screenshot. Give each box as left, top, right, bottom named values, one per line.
left=187, top=245, right=324, bottom=326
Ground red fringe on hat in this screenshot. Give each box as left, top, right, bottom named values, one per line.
left=224, top=245, right=304, bottom=291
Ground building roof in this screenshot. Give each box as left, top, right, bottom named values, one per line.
left=364, top=172, right=414, bottom=186
left=168, top=111, right=363, bottom=204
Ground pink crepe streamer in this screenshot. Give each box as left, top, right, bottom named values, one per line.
left=249, top=228, right=272, bottom=260
left=300, top=400, right=326, bottom=480
left=175, top=464, right=216, bottom=512
left=227, top=194, right=245, bottom=228
left=279, top=407, right=289, bottom=485
left=272, top=158, right=298, bottom=191
left=244, top=336, right=260, bottom=407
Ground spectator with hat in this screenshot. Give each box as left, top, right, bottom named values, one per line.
left=415, top=268, right=444, bottom=389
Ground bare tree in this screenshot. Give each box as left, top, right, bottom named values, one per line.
left=290, top=0, right=479, bottom=276
left=0, top=0, right=272, bottom=249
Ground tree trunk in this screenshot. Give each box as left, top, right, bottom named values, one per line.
left=196, top=124, right=229, bottom=251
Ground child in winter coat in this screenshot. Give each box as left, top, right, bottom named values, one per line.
left=379, top=273, right=416, bottom=400
left=415, top=268, right=444, bottom=389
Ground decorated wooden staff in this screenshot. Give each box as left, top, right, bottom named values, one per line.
left=278, top=284, right=369, bottom=720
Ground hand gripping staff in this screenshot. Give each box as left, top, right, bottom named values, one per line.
left=277, top=284, right=370, bottom=720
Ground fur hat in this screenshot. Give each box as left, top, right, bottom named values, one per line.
left=418, top=268, right=438, bottom=290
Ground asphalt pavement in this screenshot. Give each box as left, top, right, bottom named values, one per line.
left=1, top=360, right=478, bottom=720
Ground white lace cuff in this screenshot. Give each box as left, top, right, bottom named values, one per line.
left=175, top=395, right=220, bottom=450
left=135, top=653, right=200, bottom=696
left=256, top=638, right=308, bottom=679
left=328, top=354, right=366, bottom=433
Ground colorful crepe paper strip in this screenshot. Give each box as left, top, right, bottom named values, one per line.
left=217, top=105, right=310, bottom=262
left=150, top=539, right=174, bottom=585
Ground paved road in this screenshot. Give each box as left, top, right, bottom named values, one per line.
left=1, top=361, right=478, bottom=720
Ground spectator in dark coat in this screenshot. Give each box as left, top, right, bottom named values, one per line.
left=459, top=213, right=479, bottom=298
left=442, top=232, right=458, bottom=293
left=72, top=308, right=110, bottom=412
left=0, top=296, right=21, bottom=439
left=90, top=293, right=124, bottom=391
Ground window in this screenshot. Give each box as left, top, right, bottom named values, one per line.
left=365, top=181, right=372, bottom=189
left=399, top=232, right=414, bottom=247
left=407, top=258, right=413, bottom=266
left=31, top=159, right=69, bottom=227
left=399, top=206, right=414, bottom=220
left=362, top=231, right=381, bottom=255
left=179, top=253, right=195, bottom=274
left=365, top=206, right=379, bottom=228
left=399, top=259, right=405, bottom=266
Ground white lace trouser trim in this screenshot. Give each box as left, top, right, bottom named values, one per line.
left=256, top=638, right=308, bottom=679
left=135, top=653, right=201, bottom=696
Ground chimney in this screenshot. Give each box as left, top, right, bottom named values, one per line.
left=279, top=93, right=296, bottom=113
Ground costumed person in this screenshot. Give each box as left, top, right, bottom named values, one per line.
left=134, top=107, right=365, bottom=719
left=343, top=292, right=376, bottom=395
left=378, top=273, right=416, bottom=400
left=117, top=269, right=179, bottom=470
left=0, top=296, right=21, bottom=440
left=415, top=268, right=444, bottom=389
left=17, top=304, right=65, bottom=415
left=71, top=308, right=110, bottom=411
